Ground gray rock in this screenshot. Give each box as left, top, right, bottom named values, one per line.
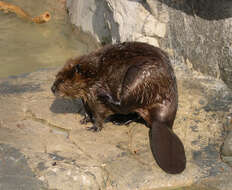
left=0, top=65, right=231, bottom=189
left=221, top=130, right=232, bottom=167
left=66, top=0, right=165, bottom=46
left=0, top=144, right=47, bottom=190
left=222, top=130, right=232, bottom=156
left=67, top=0, right=232, bottom=89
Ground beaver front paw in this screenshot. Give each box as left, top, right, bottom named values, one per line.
left=86, top=125, right=102, bottom=132
left=97, top=89, right=121, bottom=106
left=80, top=115, right=92, bottom=125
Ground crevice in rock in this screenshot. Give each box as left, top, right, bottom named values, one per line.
left=23, top=109, right=70, bottom=138
left=157, top=0, right=232, bottom=20
left=68, top=139, right=96, bottom=161
left=99, top=164, right=115, bottom=190
left=128, top=0, right=153, bottom=15
left=92, top=0, right=120, bottom=44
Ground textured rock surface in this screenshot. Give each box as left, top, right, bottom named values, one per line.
left=67, top=0, right=232, bottom=89
left=66, top=0, right=165, bottom=46
left=222, top=130, right=232, bottom=156
left=0, top=144, right=47, bottom=190
left=0, top=63, right=231, bottom=189
left=221, top=128, right=232, bottom=167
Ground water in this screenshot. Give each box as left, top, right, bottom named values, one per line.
left=0, top=0, right=99, bottom=78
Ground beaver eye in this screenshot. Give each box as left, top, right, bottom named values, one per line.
left=75, top=64, right=82, bottom=74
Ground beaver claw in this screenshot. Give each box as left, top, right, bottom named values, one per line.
left=80, top=115, right=92, bottom=125
left=86, top=125, right=102, bottom=132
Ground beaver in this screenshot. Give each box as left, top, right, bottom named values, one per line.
left=51, top=41, right=186, bottom=174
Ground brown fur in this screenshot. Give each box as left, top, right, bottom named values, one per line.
left=51, top=42, right=186, bottom=174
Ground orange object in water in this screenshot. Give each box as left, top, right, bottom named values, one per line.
left=0, top=1, right=51, bottom=24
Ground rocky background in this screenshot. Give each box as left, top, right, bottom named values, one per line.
left=0, top=61, right=231, bottom=190
left=67, top=0, right=232, bottom=89
left=66, top=3, right=232, bottom=187
left=0, top=0, right=232, bottom=189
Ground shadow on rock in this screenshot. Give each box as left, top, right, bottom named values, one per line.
left=50, top=97, right=146, bottom=126
left=192, top=143, right=227, bottom=176
left=203, top=95, right=232, bottom=112
left=156, top=0, right=232, bottom=20
left=128, top=0, right=153, bottom=14
left=0, top=81, right=41, bottom=94
left=106, top=112, right=146, bottom=126
left=0, top=143, right=47, bottom=189
left=50, top=98, right=84, bottom=115
left=92, top=0, right=120, bottom=45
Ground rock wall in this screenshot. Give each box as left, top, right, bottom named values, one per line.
left=67, top=0, right=232, bottom=89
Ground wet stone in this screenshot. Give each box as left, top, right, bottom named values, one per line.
left=0, top=144, right=47, bottom=190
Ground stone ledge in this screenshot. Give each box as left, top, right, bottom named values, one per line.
left=0, top=66, right=231, bottom=189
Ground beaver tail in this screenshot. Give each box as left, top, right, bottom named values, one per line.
left=149, top=120, right=186, bottom=174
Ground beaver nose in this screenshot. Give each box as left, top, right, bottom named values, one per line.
left=51, top=84, right=56, bottom=94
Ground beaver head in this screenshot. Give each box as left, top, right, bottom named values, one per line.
left=51, top=58, right=90, bottom=99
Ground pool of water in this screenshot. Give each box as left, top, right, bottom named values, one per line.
left=0, top=0, right=99, bottom=78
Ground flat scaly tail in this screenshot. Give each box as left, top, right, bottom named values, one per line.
left=149, top=121, right=186, bottom=174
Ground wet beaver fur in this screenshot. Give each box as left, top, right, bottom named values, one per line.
left=51, top=41, right=186, bottom=174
